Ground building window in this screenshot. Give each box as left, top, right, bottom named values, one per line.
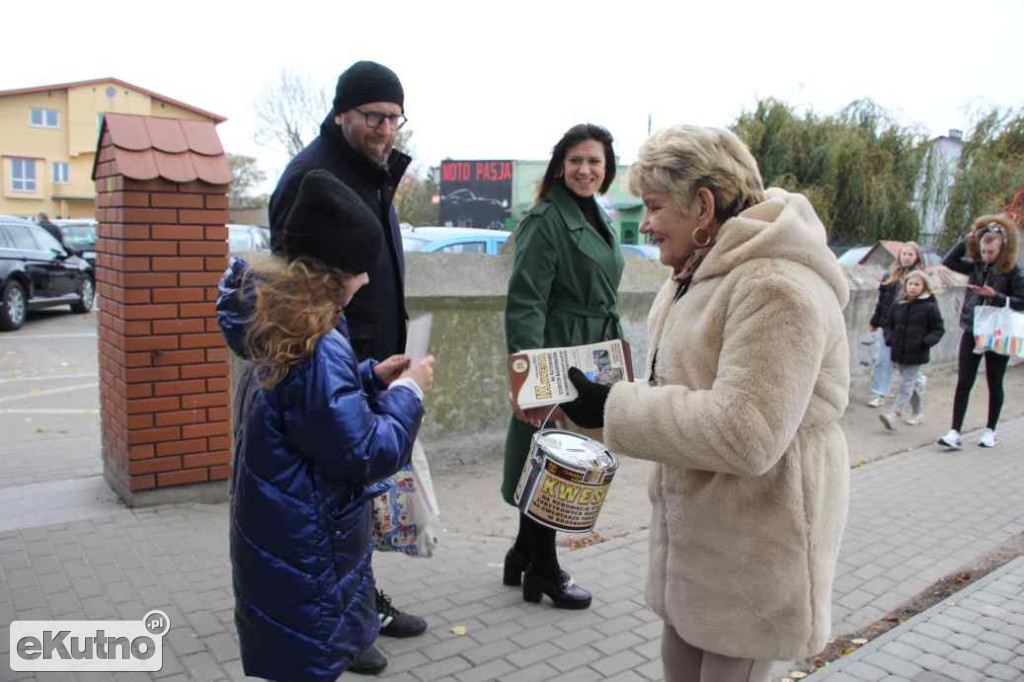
left=52, top=161, right=70, bottom=184
left=30, top=108, right=60, bottom=128
left=11, top=158, right=37, bottom=192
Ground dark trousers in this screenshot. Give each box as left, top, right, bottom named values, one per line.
left=512, top=514, right=559, bottom=577
left=952, top=329, right=1010, bottom=431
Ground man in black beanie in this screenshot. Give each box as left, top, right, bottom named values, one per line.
left=268, top=60, right=423, bottom=675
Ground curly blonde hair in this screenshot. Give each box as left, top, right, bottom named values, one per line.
left=628, top=125, right=767, bottom=223
left=244, top=254, right=355, bottom=389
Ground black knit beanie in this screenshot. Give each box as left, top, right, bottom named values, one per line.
left=333, top=61, right=404, bottom=115
left=282, top=170, right=383, bottom=274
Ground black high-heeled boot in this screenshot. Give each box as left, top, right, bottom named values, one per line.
left=522, top=568, right=592, bottom=609
left=503, top=547, right=530, bottom=586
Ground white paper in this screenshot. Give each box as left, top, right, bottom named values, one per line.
left=405, top=314, right=433, bottom=363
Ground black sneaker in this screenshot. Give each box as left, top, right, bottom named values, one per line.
left=377, top=589, right=427, bottom=638
left=347, top=644, right=387, bottom=676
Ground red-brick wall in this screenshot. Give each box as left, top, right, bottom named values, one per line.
left=94, top=135, right=231, bottom=496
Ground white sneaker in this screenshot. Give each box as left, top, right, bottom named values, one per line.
left=938, top=429, right=963, bottom=450
left=979, top=429, right=997, bottom=448
left=879, top=412, right=898, bottom=431
left=904, top=413, right=924, bottom=426
left=867, top=395, right=886, bottom=408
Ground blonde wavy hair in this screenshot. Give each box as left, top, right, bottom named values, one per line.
left=244, top=254, right=355, bottom=389
left=628, top=125, right=767, bottom=222
left=884, top=241, right=924, bottom=285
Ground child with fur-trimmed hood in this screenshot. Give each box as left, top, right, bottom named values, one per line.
left=879, top=269, right=944, bottom=430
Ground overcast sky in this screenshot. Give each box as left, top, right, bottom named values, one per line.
left=6, top=0, right=1022, bottom=194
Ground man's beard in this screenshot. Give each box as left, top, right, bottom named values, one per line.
left=361, top=138, right=392, bottom=168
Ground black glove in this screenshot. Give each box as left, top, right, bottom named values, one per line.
left=560, top=367, right=610, bottom=429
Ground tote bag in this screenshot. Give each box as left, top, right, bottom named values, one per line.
left=973, top=300, right=1024, bottom=358
left=371, top=439, right=441, bottom=557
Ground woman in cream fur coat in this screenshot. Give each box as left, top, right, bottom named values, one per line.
left=562, top=125, right=851, bottom=682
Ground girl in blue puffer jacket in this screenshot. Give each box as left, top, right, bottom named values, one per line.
left=217, top=170, right=434, bottom=681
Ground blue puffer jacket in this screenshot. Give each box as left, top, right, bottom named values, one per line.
left=217, top=258, right=423, bottom=682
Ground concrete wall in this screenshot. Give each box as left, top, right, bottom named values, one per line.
left=228, top=256, right=972, bottom=470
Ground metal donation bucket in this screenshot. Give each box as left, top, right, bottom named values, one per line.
left=513, top=429, right=618, bottom=535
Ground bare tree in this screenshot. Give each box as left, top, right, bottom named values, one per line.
left=254, top=69, right=330, bottom=158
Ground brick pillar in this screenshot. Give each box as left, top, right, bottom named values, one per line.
left=92, top=114, right=233, bottom=505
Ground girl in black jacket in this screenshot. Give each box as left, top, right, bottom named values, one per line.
left=937, top=215, right=1024, bottom=449
left=880, top=270, right=945, bottom=431
left=867, top=242, right=925, bottom=407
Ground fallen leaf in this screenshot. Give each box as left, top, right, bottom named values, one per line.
left=851, top=638, right=868, bottom=645
left=450, top=625, right=467, bottom=636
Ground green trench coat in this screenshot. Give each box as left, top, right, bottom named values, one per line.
left=501, top=182, right=625, bottom=506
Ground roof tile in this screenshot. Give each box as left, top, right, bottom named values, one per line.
left=105, top=114, right=151, bottom=151
left=152, top=150, right=198, bottom=183
left=190, top=155, right=233, bottom=185
left=144, top=117, right=189, bottom=154
left=112, top=149, right=159, bottom=181
left=179, top=120, right=224, bottom=156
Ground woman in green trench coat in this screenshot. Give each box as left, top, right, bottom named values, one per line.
left=502, top=123, right=624, bottom=609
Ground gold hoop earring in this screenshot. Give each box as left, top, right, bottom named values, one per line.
left=692, top=226, right=712, bottom=248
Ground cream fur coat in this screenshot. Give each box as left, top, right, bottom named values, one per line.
left=604, top=189, right=850, bottom=661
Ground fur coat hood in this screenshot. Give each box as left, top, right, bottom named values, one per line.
left=966, top=214, right=1020, bottom=275
left=604, top=189, right=850, bottom=661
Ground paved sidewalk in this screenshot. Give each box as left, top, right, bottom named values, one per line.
left=805, top=557, right=1024, bottom=682
left=1, top=419, right=1022, bottom=681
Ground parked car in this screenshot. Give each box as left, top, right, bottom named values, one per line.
left=0, top=215, right=95, bottom=331
left=621, top=244, right=660, bottom=260
left=52, top=219, right=98, bottom=269
left=228, top=224, right=270, bottom=253
left=401, top=226, right=510, bottom=255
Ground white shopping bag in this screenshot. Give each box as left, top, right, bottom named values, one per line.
left=973, top=300, right=1024, bottom=358
left=372, top=439, right=441, bottom=558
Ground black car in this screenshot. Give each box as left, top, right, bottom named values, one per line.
left=53, top=219, right=98, bottom=269
left=0, top=216, right=95, bottom=331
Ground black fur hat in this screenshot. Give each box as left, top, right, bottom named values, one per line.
left=282, top=170, right=382, bottom=274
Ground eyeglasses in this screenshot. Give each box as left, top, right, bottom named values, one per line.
left=354, top=108, right=407, bottom=130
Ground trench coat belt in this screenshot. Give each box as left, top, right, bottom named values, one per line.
left=548, top=301, right=621, bottom=339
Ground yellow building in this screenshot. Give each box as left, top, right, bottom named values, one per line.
left=0, top=78, right=225, bottom=219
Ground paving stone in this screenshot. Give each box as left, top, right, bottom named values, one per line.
left=842, top=660, right=888, bottom=680
left=178, top=651, right=225, bottom=682
left=548, top=645, right=604, bottom=673
left=453, top=657, right=515, bottom=682
left=548, top=669, right=603, bottom=682
left=984, top=662, right=1023, bottom=681
left=972, top=641, right=1015, bottom=664
left=929, top=613, right=985, bottom=637
left=946, top=648, right=992, bottom=671
left=463, top=639, right=519, bottom=666
left=899, top=632, right=955, bottom=657
left=552, top=627, right=604, bottom=651
left=862, top=651, right=923, bottom=678
left=590, top=650, right=647, bottom=676
left=505, top=641, right=562, bottom=668
left=935, top=662, right=984, bottom=682
left=913, top=622, right=953, bottom=641
left=422, top=635, right=479, bottom=662
left=498, top=662, right=559, bottom=682
left=594, top=631, right=645, bottom=656
left=946, top=632, right=979, bottom=650
left=979, top=629, right=1022, bottom=651
left=412, top=653, right=480, bottom=682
